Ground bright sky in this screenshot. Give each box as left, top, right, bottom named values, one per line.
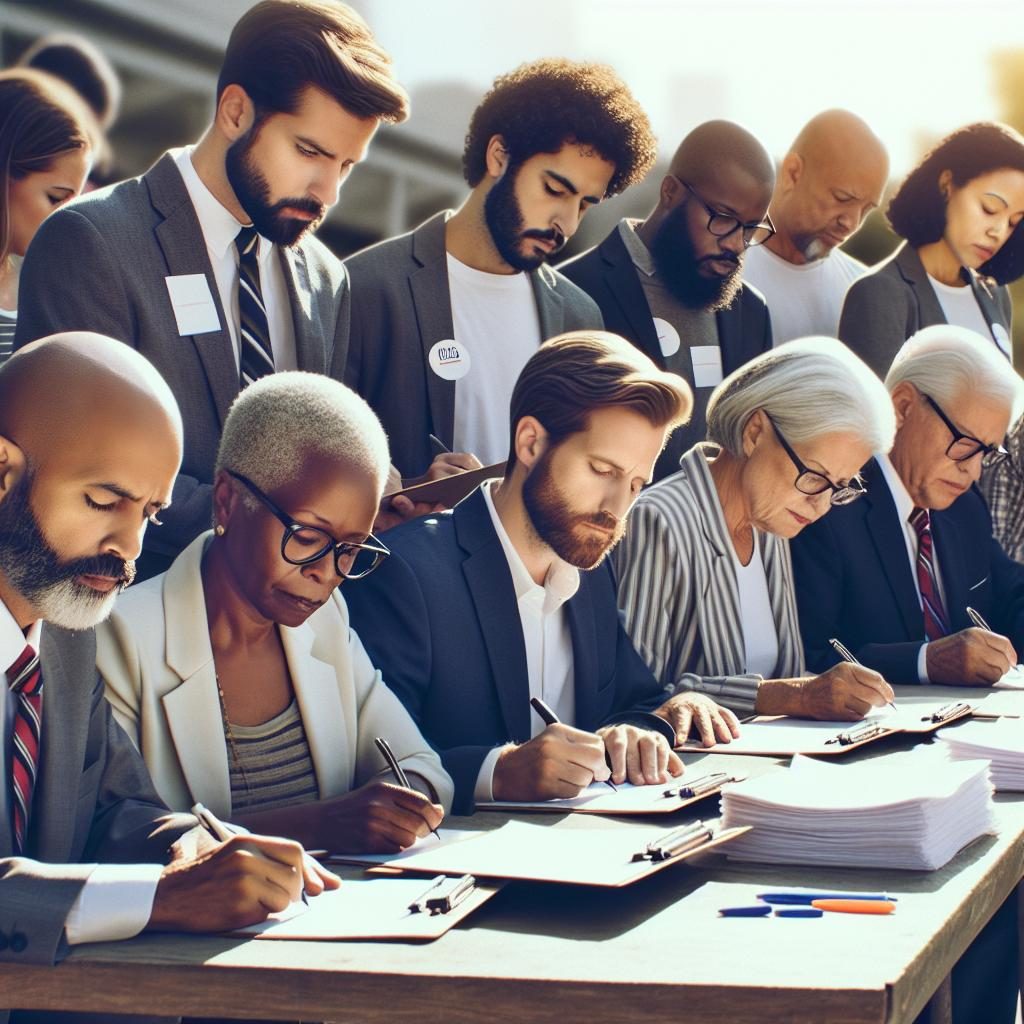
left=363, top=0, right=1024, bottom=175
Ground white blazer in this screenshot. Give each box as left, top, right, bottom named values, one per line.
left=96, top=532, right=453, bottom=818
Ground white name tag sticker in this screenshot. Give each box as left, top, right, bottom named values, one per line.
left=165, top=274, right=221, bottom=337
left=428, top=339, right=471, bottom=381
left=691, top=345, right=724, bottom=388
left=653, top=317, right=681, bottom=358
left=992, top=323, right=1012, bottom=359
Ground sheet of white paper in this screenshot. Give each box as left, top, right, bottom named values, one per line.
left=478, top=779, right=713, bottom=814
left=976, top=690, right=1024, bottom=717
left=691, top=345, right=724, bottom=387
left=325, top=828, right=481, bottom=866
left=995, top=665, right=1024, bottom=689
left=165, top=273, right=221, bottom=336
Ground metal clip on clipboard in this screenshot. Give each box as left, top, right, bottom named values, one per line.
left=922, top=701, right=971, bottom=724
left=663, top=772, right=735, bottom=800
left=407, top=873, right=478, bottom=915
left=632, top=820, right=715, bottom=862
left=824, top=721, right=886, bottom=747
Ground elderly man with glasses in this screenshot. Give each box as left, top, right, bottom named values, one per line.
left=792, top=324, right=1024, bottom=688
left=96, top=371, right=453, bottom=855
left=561, top=119, right=776, bottom=481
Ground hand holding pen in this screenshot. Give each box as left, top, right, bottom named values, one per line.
left=374, top=736, right=444, bottom=842
left=823, top=637, right=898, bottom=713
left=923, top=608, right=1018, bottom=685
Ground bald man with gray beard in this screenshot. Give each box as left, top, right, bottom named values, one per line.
left=560, top=120, right=776, bottom=481
left=744, top=109, right=889, bottom=344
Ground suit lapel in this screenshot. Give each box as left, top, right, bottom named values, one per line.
left=410, top=213, right=458, bottom=447
left=280, top=246, right=326, bottom=373
left=146, top=153, right=238, bottom=427
left=895, top=243, right=946, bottom=329
left=456, top=491, right=532, bottom=741
left=531, top=264, right=565, bottom=342
left=599, top=230, right=662, bottom=363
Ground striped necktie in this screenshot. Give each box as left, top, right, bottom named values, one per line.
left=7, top=643, right=42, bottom=854
left=235, top=225, right=274, bottom=387
left=910, top=507, right=950, bottom=641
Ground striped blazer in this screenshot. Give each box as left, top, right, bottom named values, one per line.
left=614, top=444, right=805, bottom=714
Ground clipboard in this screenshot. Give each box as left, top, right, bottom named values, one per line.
left=677, top=701, right=974, bottom=757
left=385, top=461, right=506, bottom=507
left=477, top=773, right=741, bottom=815
left=367, top=818, right=750, bottom=888
left=228, top=874, right=502, bottom=941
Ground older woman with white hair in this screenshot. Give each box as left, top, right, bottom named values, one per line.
left=614, top=337, right=897, bottom=742
left=97, top=372, right=453, bottom=852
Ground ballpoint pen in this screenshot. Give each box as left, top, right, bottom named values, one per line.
left=428, top=433, right=451, bottom=456
left=757, top=891, right=899, bottom=905
left=966, top=606, right=992, bottom=631
left=191, top=802, right=308, bottom=905
left=530, top=695, right=617, bottom=791
left=374, top=736, right=441, bottom=839
left=829, top=636, right=897, bottom=711
left=811, top=899, right=896, bottom=915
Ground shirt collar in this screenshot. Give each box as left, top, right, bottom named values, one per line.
left=172, top=146, right=273, bottom=266
left=617, top=218, right=657, bottom=278
left=481, top=479, right=580, bottom=613
left=876, top=452, right=916, bottom=524
left=0, top=594, right=41, bottom=679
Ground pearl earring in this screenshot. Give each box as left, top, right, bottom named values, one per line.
left=215, top=524, right=226, bottom=537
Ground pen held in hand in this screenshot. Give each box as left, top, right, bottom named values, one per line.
left=529, top=695, right=617, bottom=791
left=374, top=736, right=441, bottom=840
left=828, top=637, right=897, bottom=711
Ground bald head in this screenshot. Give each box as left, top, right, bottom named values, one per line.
left=0, top=333, right=183, bottom=629
left=770, top=109, right=889, bottom=263
left=669, top=120, right=775, bottom=192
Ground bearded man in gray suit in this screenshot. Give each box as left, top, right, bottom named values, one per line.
left=14, top=0, right=408, bottom=579
left=0, top=335, right=336, bottom=1024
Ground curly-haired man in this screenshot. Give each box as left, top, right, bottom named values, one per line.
left=343, top=58, right=657, bottom=490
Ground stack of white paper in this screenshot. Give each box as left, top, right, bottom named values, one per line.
left=937, top=721, right=1024, bottom=791
left=720, top=749, right=995, bottom=871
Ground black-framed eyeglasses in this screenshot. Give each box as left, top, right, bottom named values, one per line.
left=226, top=470, right=390, bottom=581
left=923, top=394, right=1008, bottom=468
left=763, top=413, right=866, bottom=506
left=676, top=178, right=776, bottom=248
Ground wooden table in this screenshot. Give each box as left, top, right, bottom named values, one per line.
left=5, top=685, right=1024, bottom=1024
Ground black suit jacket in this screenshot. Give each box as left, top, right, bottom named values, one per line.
left=344, top=487, right=673, bottom=812
left=790, top=458, right=1024, bottom=683
left=838, top=242, right=1013, bottom=379
left=559, top=226, right=773, bottom=479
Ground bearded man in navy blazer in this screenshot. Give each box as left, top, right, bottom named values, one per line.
left=346, top=331, right=729, bottom=813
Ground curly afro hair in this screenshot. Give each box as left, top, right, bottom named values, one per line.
left=888, top=121, right=1024, bottom=284
left=462, top=58, right=656, bottom=197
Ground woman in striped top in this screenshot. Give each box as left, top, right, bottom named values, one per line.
left=0, top=69, right=95, bottom=364
left=614, top=338, right=899, bottom=735
left=98, top=372, right=453, bottom=853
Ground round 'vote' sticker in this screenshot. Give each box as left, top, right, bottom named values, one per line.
left=428, top=339, right=471, bottom=381
left=653, top=317, right=681, bottom=358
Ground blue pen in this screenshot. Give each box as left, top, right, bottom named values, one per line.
left=718, top=905, right=772, bottom=917
left=775, top=907, right=823, bottom=918
left=757, top=892, right=898, bottom=905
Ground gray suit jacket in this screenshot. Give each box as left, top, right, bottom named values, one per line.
left=14, top=152, right=351, bottom=563
left=838, top=242, right=1012, bottom=379
left=0, top=625, right=193, bottom=983
left=343, top=210, right=604, bottom=477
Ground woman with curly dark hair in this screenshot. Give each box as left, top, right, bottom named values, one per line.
left=344, top=58, right=657, bottom=481
left=839, top=121, right=1024, bottom=379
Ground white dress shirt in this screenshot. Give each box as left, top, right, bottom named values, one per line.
left=172, top=147, right=297, bottom=372
left=876, top=454, right=948, bottom=682
left=0, top=596, right=160, bottom=945
left=473, top=480, right=580, bottom=801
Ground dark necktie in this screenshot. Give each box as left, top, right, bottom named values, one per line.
left=7, top=643, right=42, bottom=854
left=235, top=225, right=274, bottom=387
left=910, top=507, right=950, bottom=641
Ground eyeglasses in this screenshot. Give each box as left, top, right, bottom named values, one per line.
left=226, top=470, right=390, bottom=580
left=676, top=178, right=776, bottom=248
left=923, top=394, right=1008, bottom=468
left=764, top=413, right=866, bottom=506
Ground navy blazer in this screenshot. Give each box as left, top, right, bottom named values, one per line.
left=344, top=487, right=673, bottom=812
left=790, top=459, right=1024, bottom=683
left=559, top=225, right=773, bottom=480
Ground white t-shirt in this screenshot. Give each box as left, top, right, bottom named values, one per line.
left=448, top=253, right=541, bottom=464
left=743, top=244, right=865, bottom=345
left=928, top=275, right=992, bottom=340
left=729, top=536, right=780, bottom=677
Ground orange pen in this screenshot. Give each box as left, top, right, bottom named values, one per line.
left=811, top=899, right=896, bottom=915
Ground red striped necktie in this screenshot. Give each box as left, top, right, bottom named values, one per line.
left=7, top=643, right=42, bottom=854
left=910, top=507, right=950, bottom=641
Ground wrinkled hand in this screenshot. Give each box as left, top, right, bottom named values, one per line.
left=315, top=781, right=444, bottom=854
left=756, top=664, right=893, bottom=721
left=926, top=628, right=1017, bottom=685
left=148, top=834, right=339, bottom=933
left=655, top=693, right=742, bottom=747
left=493, top=723, right=609, bottom=801
left=597, top=724, right=683, bottom=784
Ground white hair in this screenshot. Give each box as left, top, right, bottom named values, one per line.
left=215, top=372, right=391, bottom=506
left=885, top=325, right=1024, bottom=425
left=706, top=336, right=896, bottom=456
